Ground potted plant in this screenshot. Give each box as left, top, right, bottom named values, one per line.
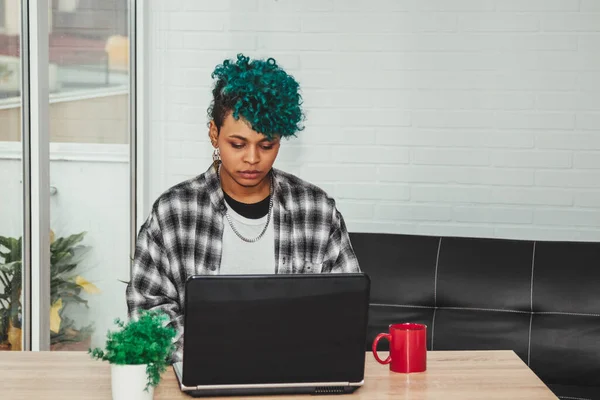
left=89, top=310, right=177, bottom=400
left=0, top=231, right=98, bottom=351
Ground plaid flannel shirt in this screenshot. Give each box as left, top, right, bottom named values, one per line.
left=126, top=164, right=361, bottom=362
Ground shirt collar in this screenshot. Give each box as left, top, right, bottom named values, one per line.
left=204, top=163, right=288, bottom=213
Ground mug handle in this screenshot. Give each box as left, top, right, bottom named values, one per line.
left=372, top=333, right=392, bottom=364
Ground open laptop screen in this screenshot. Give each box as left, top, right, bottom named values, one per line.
left=182, top=273, right=370, bottom=387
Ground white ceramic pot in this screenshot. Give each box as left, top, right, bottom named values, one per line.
left=111, top=364, right=154, bottom=400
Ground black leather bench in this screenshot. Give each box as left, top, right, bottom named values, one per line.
left=350, top=232, right=600, bottom=400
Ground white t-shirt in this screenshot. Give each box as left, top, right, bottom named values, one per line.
left=219, top=201, right=275, bottom=275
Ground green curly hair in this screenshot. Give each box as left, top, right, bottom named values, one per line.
left=207, top=53, right=304, bottom=141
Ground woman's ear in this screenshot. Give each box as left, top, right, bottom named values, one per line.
left=208, top=120, right=219, bottom=147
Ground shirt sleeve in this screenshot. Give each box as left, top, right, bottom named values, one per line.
left=126, top=211, right=184, bottom=363
left=323, top=205, right=361, bottom=273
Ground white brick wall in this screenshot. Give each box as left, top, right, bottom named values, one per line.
left=147, top=0, right=600, bottom=241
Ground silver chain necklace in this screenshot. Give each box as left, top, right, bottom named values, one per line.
left=220, top=168, right=274, bottom=243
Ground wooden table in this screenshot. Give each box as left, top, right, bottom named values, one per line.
left=2, top=350, right=558, bottom=399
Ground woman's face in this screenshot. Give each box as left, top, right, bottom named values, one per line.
left=209, top=113, right=281, bottom=190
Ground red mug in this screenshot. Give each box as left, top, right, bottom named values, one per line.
left=372, top=323, right=427, bottom=373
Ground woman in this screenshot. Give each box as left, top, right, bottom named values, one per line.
left=127, top=54, right=360, bottom=362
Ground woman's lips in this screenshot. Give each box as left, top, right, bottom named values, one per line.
left=239, top=171, right=261, bottom=179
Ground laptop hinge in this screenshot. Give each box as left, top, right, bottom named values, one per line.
left=192, top=381, right=353, bottom=391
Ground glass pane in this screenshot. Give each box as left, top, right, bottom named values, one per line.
left=48, top=0, right=130, bottom=351
left=0, top=0, right=23, bottom=351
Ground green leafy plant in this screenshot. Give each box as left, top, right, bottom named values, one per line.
left=0, top=237, right=21, bottom=348
left=89, top=310, right=177, bottom=390
left=48, top=232, right=98, bottom=347
left=0, top=232, right=97, bottom=350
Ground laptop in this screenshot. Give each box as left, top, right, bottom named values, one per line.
left=173, top=273, right=370, bottom=397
